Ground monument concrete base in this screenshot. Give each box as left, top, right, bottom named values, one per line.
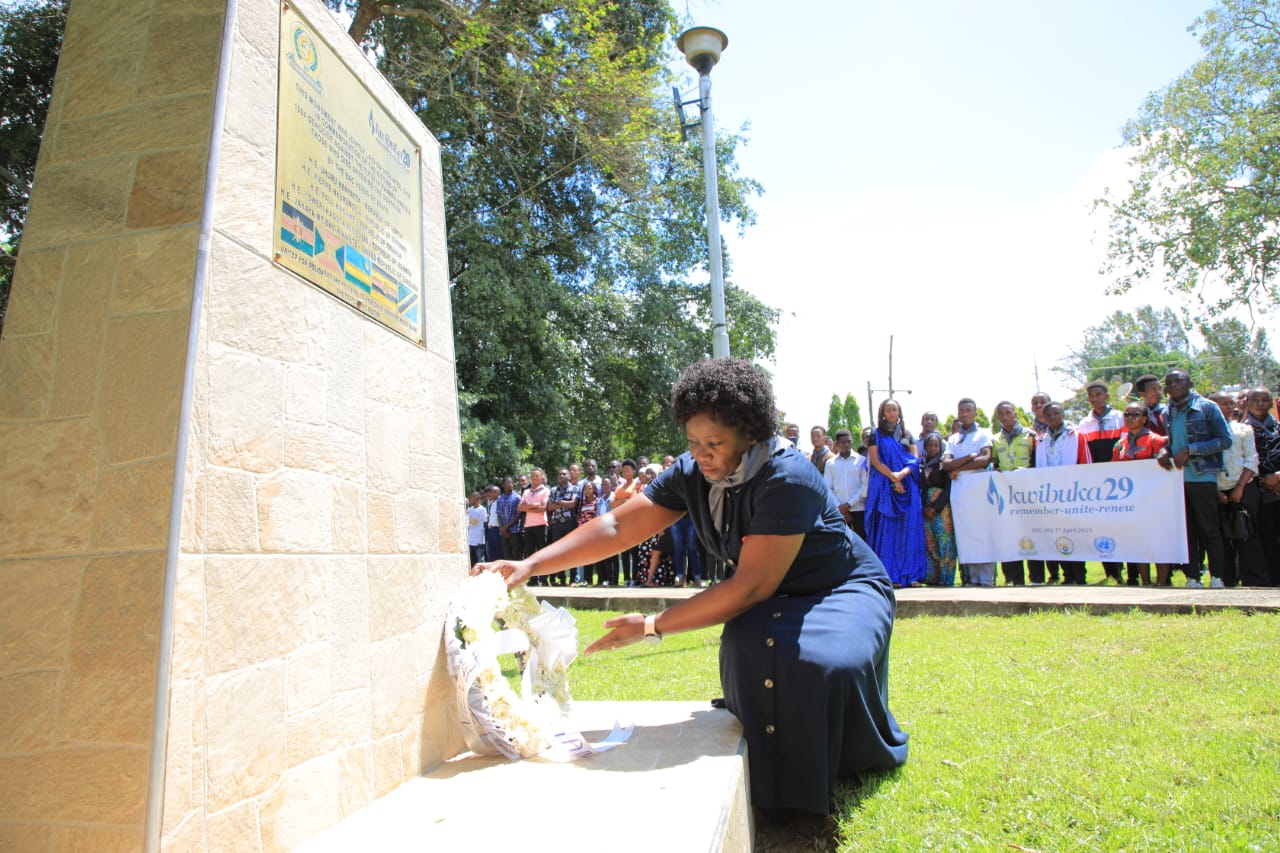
left=295, top=701, right=752, bottom=852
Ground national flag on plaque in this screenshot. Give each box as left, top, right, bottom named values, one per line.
left=280, top=201, right=316, bottom=256
left=337, top=245, right=372, bottom=292
left=370, top=263, right=399, bottom=310
left=314, top=225, right=342, bottom=277
left=397, top=281, right=419, bottom=324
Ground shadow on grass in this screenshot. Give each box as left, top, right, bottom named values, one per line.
left=837, top=764, right=899, bottom=807
left=753, top=768, right=901, bottom=852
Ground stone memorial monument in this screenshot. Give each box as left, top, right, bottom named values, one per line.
left=0, top=0, right=466, bottom=848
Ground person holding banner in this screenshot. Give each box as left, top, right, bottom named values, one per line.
left=1158, top=369, right=1234, bottom=588
left=991, top=401, right=1037, bottom=585
left=943, top=399, right=995, bottom=586
left=1112, top=402, right=1170, bottom=585
left=1035, top=402, right=1091, bottom=584
left=1079, top=381, right=1129, bottom=584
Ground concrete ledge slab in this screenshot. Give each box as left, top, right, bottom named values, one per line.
left=538, top=585, right=1280, bottom=617
left=295, top=701, right=750, bottom=853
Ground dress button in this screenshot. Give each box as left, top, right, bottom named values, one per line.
left=766, top=638, right=775, bottom=647
left=764, top=678, right=774, bottom=688
left=772, top=611, right=781, bottom=619
left=765, top=724, right=775, bottom=734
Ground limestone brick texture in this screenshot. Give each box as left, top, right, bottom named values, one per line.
left=0, top=0, right=216, bottom=847
left=0, top=0, right=465, bottom=850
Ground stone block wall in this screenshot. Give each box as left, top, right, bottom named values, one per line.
left=0, top=0, right=466, bottom=850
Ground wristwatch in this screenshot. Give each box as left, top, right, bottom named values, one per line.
left=644, top=613, right=662, bottom=643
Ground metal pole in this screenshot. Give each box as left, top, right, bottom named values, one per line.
left=697, top=72, right=730, bottom=358
left=887, top=335, right=894, bottom=397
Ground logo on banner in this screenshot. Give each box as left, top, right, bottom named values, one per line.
left=1055, top=536, right=1075, bottom=556
left=986, top=476, right=1006, bottom=514
left=1094, top=536, right=1117, bottom=556
left=1018, top=536, right=1036, bottom=555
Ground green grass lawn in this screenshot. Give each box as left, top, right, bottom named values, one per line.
left=566, top=609, right=1280, bottom=852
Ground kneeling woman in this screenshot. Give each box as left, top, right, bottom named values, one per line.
left=472, top=358, right=909, bottom=814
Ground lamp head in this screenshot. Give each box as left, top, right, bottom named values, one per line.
left=676, top=26, right=728, bottom=75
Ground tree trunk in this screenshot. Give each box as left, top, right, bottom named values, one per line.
left=348, top=0, right=381, bottom=43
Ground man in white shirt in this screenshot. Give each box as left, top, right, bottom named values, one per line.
left=942, top=398, right=995, bottom=586
left=824, top=428, right=869, bottom=539
left=483, top=484, right=502, bottom=561
left=467, top=492, right=488, bottom=566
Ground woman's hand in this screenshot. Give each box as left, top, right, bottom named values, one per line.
left=583, top=613, right=646, bottom=656
left=471, top=558, right=534, bottom=588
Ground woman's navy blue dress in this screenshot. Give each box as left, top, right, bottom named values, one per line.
left=645, top=442, right=909, bottom=814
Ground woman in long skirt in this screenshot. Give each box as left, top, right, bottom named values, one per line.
left=473, top=359, right=909, bottom=815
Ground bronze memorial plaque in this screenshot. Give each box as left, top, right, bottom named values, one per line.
left=274, top=3, right=425, bottom=344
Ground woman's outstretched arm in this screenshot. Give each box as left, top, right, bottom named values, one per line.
left=583, top=532, right=803, bottom=655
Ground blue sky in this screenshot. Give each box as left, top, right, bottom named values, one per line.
left=671, top=0, right=1259, bottom=431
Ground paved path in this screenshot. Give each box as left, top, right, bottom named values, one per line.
left=536, top=583, right=1280, bottom=616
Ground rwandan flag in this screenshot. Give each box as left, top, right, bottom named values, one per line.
left=280, top=201, right=316, bottom=256
left=337, top=245, right=372, bottom=293
left=370, top=263, right=398, bottom=310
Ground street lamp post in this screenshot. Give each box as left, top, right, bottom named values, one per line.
left=676, top=26, right=730, bottom=359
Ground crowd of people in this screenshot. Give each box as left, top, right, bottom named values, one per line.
left=467, top=456, right=710, bottom=587
left=467, top=369, right=1280, bottom=590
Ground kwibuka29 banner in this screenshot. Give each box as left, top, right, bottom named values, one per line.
left=950, top=460, right=1188, bottom=564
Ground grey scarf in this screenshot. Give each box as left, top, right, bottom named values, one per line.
left=705, top=436, right=787, bottom=531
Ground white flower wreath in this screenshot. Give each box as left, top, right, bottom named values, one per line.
left=445, top=572, right=584, bottom=759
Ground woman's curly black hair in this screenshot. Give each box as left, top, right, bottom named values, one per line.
left=670, top=358, right=776, bottom=442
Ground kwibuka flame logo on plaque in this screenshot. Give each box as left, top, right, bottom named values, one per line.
left=274, top=5, right=425, bottom=344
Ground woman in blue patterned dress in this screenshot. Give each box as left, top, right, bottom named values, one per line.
left=918, top=432, right=957, bottom=585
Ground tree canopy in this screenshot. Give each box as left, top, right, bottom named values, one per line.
left=825, top=392, right=863, bottom=436
left=1098, top=0, right=1280, bottom=319
left=0, top=0, right=65, bottom=335
left=1055, top=306, right=1192, bottom=387
left=0, top=0, right=777, bottom=486
left=1055, top=304, right=1279, bottom=418
left=332, top=0, right=776, bottom=487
